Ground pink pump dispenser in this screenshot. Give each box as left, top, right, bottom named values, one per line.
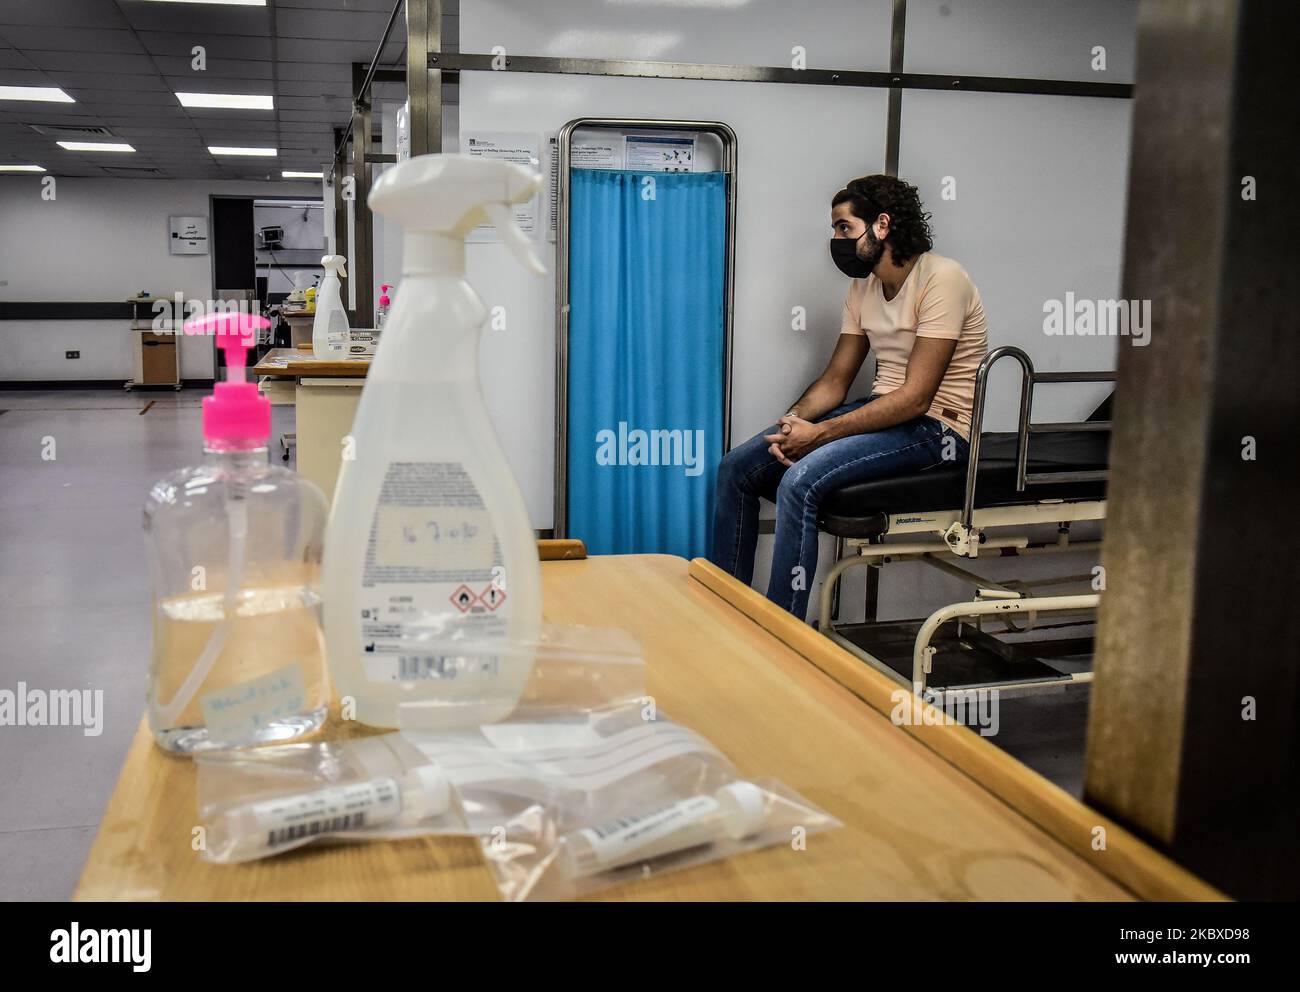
left=145, top=309, right=330, bottom=753
left=187, top=312, right=271, bottom=449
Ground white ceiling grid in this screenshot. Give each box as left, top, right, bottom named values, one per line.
left=0, top=0, right=441, bottom=179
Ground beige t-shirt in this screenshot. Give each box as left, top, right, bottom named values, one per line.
left=840, top=251, right=988, bottom=439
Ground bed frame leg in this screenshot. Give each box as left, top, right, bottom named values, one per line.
left=830, top=537, right=845, bottom=622
left=864, top=535, right=882, bottom=622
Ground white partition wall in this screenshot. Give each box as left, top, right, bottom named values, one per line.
left=899, top=90, right=1132, bottom=430
left=454, top=0, right=1137, bottom=617
left=905, top=0, right=1137, bottom=81
left=460, top=0, right=898, bottom=529
left=463, top=0, right=894, bottom=70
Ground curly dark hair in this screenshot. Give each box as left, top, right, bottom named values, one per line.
left=832, top=174, right=934, bottom=264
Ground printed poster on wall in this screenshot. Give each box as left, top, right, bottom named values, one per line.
left=169, top=215, right=209, bottom=255
left=463, top=132, right=541, bottom=244
left=543, top=132, right=627, bottom=242
left=624, top=135, right=696, bottom=173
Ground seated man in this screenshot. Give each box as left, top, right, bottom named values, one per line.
left=710, top=174, right=989, bottom=618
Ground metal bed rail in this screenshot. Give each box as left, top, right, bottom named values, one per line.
left=960, top=346, right=1116, bottom=539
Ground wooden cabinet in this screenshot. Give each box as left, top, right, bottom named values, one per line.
left=139, top=332, right=178, bottom=385
left=126, top=296, right=183, bottom=390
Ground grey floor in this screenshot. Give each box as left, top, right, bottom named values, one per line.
left=0, top=387, right=296, bottom=901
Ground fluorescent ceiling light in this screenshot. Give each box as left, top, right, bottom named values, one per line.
left=176, top=92, right=273, bottom=110
left=281, top=170, right=323, bottom=179
left=0, top=85, right=74, bottom=103
left=0, top=164, right=46, bottom=172
left=138, top=1, right=267, bottom=7
left=57, top=141, right=135, bottom=152
left=209, top=145, right=277, bottom=157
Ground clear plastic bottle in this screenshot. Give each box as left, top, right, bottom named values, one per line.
left=145, top=313, right=330, bottom=752
left=321, top=155, right=547, bottom=730
left=311, top=254, right=349, bottom=358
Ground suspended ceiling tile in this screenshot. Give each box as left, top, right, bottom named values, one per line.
left=277, top=37, right=386, bottom=65
left=0, top=26, right=147, bottom=55
left=0, top=67, right=59, bottom=85
left=24, top=51, right=160, bottom=75
left=137, top=31, right=274, bottom=61
left=274, top=0, right=399, bottom=11
left=161, top=74, right=275, bottom=94
left=78, top=91, right=184, bottom=107
left=48, top=72, right=171, bottom=92
left=276, top=61, right=353, bottom=82
left=150, top=55, right=273, bottom=78
left=275, top=8, right=397, bottom=42
left=115, top=4, right=272, bottom=36
left=0, top=0, right=128, bottom=30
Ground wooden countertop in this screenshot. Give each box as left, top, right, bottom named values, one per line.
left=253, top=346, right=370, bottom=379
left=74, top=554, right=1214, bottom=901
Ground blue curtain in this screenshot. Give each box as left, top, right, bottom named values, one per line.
left=567, top=168, right=726, bottom=558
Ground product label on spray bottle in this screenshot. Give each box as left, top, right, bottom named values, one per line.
left=326, top=308, right=349, bottom=353
left=358, top=462, right=510, bottom=683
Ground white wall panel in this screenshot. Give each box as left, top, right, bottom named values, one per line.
left=905, top=0, right=1137, bottom=83
left=898, top=89, right=1132, bottom=429
left=0, top=177, right=320, bottom=381
left=463, top=0, right=894, bottom=71
left=459, top=70, right=887, bottom=530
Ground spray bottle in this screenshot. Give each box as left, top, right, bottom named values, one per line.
left=321, top=154, right=545, bottom=729
left=312, top=254, right=349, bottom=357
left=145, top=312, right=330, bottom=752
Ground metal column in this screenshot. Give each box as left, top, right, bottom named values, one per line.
left=406, top=0, right=443, bottom=156
left=351, top=63, right=375, bottom=326
left=1084, top=0, right=1300, bottom=900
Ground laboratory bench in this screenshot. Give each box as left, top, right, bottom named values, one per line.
left=75, top=546, right=1221, bottom=902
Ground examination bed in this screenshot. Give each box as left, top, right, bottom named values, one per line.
left=814, top=346, right=1113, bottom=701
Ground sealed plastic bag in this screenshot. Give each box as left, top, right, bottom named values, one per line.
left=195, top=695, right=840, bottom=895
left=388, top=622, right=647, bottom=730
left=404, top=704, right=842, bottom=900
left=195, top=733, right=464, bottom=863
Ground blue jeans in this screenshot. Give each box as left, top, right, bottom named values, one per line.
left=709, top=397, right=969, bottom=618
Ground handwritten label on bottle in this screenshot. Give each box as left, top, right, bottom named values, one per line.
left=200, top=662, right=307, bottom=743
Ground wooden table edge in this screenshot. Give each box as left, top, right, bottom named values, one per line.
left=252, top=347, right=371, bottom=379
left=685, top=557, right=1227, bottom=903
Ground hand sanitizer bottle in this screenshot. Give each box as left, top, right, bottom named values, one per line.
left=376, top=284, right=393, bottom=331
left=145, top=312, right=330, bottom=752
left=312, top=254, right=349, bottom=357
left=321, top=154, right=546, bottom=729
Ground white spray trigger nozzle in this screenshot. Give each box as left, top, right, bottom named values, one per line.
left=483, top=201, right=545, bottom=276
left=322, top=254, right=347, bottom=279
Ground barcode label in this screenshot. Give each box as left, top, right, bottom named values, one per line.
left=246, top=779, right=402, bottom=851
left=399, top=656, right=458, bottom=680
left=579, top=794, right=722, bottom=869
left=589, top=807, right=676, bottom=840
left=267, top=811, right=367, bottom=848
left=395, top=655, right=502, bottom=680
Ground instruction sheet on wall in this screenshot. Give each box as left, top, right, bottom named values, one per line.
left=543, top=132, right=627, bottom=242
left=625, top=134, right=696, bottom=173
left=463, top=132, right=541, bottom=244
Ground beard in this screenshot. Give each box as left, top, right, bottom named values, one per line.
left=856, top=229, right=885, bottom=270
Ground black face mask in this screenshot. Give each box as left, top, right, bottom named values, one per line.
left=830, top=232, right=880, bottom=279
